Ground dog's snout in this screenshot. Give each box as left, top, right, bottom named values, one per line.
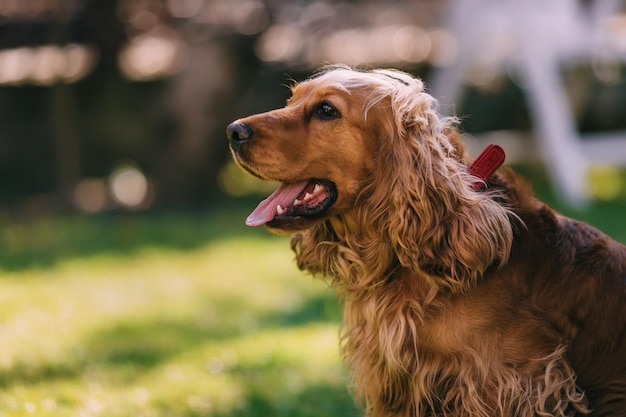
left=227, top=122, right=253, bottom=150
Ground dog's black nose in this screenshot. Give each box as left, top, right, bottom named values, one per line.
left=226, top=122, right=253, bottom=150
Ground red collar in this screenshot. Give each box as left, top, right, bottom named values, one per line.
left=468, top=144, right=505, bottom=191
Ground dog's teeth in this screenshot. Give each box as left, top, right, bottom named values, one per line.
left=304, top=193, right=313, bottom=201
left=313, top=184, right=322, bottom=194
left=294, top=199, right=302, bottom=206
left=276, top=205, right=284, bottom=215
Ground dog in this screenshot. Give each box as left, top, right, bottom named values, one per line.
left=226, top=65, right=626, bottom=416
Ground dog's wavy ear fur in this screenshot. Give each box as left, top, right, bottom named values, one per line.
left=293, top=69, right=514, bottom=292
left=369, top=78, right=514, bottom=291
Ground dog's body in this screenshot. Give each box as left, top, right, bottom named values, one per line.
left=227, top=66, right=626, bottom=416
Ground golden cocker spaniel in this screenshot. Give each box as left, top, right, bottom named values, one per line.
left=227, top=66, right=626, bottom=417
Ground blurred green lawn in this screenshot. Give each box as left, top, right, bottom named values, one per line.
left=0, top=189, right=625, bottom=417
left=0, top=203, right=358, bottom=417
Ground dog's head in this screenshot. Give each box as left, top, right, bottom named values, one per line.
left=227, top=66, right=447, bottom=233
left=228, top=66, right=514, bottom=289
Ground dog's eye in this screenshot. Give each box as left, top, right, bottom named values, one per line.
left=313, top=102, right=340, bottom=120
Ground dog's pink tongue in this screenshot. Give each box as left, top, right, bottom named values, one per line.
left=246, top=181, right=308, bottom=226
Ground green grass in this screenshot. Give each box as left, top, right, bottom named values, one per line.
left=0, top=205, right=358, bottom=417
left=0, top=190, right=624, bottom=417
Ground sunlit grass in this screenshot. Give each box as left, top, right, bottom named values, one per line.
left=0, top=212, right=358, bottom=417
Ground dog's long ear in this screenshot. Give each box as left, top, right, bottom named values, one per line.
left=367, top=89, right=514, bottom=291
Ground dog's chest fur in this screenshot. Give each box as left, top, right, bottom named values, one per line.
left=339, top=268, right=587, bottom=417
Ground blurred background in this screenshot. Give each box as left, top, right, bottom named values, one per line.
left=1, top=0, right=625, bottom=213
left=1, top=0, right=626, bottom=416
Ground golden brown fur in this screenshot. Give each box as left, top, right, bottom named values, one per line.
left=227, top=66, right=626, bottom=416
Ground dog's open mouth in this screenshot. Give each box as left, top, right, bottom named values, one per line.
left=246, top=179, right=337, bottom=227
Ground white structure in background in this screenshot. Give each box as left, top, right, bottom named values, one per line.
left=430, top=0, right=626, bottom=204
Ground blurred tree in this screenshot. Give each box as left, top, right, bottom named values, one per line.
left=0, top=0, right=261, bottom=209
left=157, top=32, right=262, bottom=206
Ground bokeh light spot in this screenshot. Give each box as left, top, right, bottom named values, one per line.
left=73, top=178, right=108, bottom=213
left=587, top=165, right=622, bottom=201
left=109, top=164, right=151, bottom=209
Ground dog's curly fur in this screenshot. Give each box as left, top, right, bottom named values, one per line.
left=228, top=66, right=626, bottom=416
